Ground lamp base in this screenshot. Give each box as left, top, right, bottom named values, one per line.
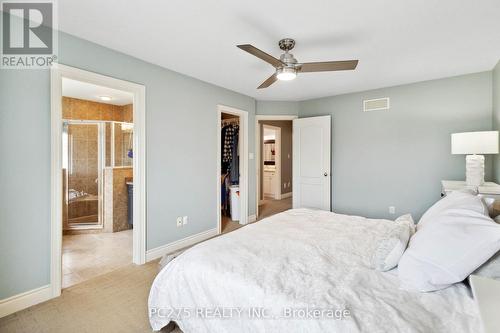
left=466, top=154, right=485, bottom=186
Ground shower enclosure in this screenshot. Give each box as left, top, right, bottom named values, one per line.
left=62, top=120, right=133, bottom=230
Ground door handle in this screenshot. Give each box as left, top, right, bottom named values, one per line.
left=324, top=172, right=328, bottom=177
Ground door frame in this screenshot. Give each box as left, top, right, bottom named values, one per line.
left=261, top=124, right=281, bottom=200
left=255, top=115, right=298, bottom=218
left=217, top=105, right=249, bottom=234
left=50, top=64, right=147, bottom=298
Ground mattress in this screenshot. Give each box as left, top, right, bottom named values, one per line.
left=149, top=208, right=480, bottom=332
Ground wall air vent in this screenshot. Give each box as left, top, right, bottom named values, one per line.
left=363, top=97, right=390, bottom=112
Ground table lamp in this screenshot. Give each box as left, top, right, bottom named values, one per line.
left=451, top=131, right=499, bottom=186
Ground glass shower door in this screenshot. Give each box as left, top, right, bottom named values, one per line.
left=63, top=122, right=102, bottom=227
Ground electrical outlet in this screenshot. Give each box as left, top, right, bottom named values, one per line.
left=283, top=183, right=286, bottom=189
left=182, top=216, right=188, bottom=225
left=288, top=181, right=291, bottom=188
left=389, top=206, right=396, bottom=215
left=176, top=217, right=183, bottom=227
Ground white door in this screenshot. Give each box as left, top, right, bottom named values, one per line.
left=293, top=116, right=331, bottom=210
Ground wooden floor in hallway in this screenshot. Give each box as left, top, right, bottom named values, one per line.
left=258, top=197, right=292, bottom=221
left=220, top=197, right=293, bottom=235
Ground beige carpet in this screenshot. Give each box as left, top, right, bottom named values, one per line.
left=0, top=260, right=180, bottom=333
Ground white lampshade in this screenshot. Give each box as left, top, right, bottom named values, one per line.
left=451, top=131, right=499, bottom=155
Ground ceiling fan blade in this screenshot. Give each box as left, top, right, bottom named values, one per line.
left=299, top=60, right=358, bottom=73
left=237, top=44, right=283, bottom=68
left=257, top=73, right=278, bottom=89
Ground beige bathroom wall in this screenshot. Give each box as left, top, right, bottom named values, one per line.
left=122, top=104, right=133, bottom=123
left=104, top=167, right=133, bottom=232
left=62, top=97, right=133, bottom=122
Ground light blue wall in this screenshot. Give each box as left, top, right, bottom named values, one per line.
left=0, top=69, right=52, bottom=300
left=299, top=72, right=493, bottom=220
left=493, top=60, right=500, bottom=182
left=256, top=101, right=299, bottom=115
left=0, top=29, right=256, bottom=299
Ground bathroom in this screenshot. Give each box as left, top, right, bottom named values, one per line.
left=61, top=78, right=135, bottom=288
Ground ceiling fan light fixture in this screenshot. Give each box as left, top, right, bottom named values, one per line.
left=276, top=67, right=297, bottom=81
left=237, top=39, right=358, bottom=89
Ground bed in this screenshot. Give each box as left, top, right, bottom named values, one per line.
left=148, top=208, right=480, bottom=332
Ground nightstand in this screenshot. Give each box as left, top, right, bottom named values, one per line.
left=441, top=180, right=500, bottom=198
left=441, top=181, right=500, bottom=220
left=469, top=275, right=500, bottom=333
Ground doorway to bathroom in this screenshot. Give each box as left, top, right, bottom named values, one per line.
left=60, top=79, right=135, bottom=288
left=51, top=64, right=146, bottom=298
left=255, top=115, right=297, bottom=220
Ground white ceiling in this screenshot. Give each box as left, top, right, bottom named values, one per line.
left=62, top=78, right=133, bottom=105
left=59, top=0, right=500, bottom=101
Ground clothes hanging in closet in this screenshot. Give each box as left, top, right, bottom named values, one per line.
left=221, top=123, right=239, bottom=185
left=221, top=173, right=230, bottom=215
left=230, top=129, right=239, bottom=184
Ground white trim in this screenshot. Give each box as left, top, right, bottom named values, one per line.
left=281, top=192, right=292, bottom=199
left=255, top=115, right=298, bottom=218
left=110, top=121, right=116, bottom=167
left=0, top=285, right=51, bottom=318
left=50, top=64, right=147, bottom=301
left=146, top=228, right=218, bottom=261
left=255, top=115, right=299, bottom=121
left=217, top=105, right=249, bottom=235
left=248, top=214, right=257, bottom=223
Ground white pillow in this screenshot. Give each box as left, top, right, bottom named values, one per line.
left=371, top=214, right=415, bottom=272
left=417, top=190, right=487, bottom=231
left=399, top=208, right=500, bottom=292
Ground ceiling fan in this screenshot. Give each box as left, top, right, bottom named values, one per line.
left=237, top=38, right=358, bottom=89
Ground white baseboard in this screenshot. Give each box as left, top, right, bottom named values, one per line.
left=281, top=192, right=292, bottom=199
left=146, top=228, right=218, bottom=262
left=0, top=284, right=52, bottom=318
left=248, top=214, right=257, bottom=223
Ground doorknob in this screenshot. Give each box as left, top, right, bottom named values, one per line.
left=324, top=172, right=328, bottom=177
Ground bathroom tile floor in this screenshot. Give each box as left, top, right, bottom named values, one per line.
left=62, top=229, right=132, bottom=288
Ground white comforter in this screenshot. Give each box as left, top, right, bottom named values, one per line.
left=149, top=209, right=480, bottom=333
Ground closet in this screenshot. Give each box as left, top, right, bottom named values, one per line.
left=221, top=113, right=240, bottom=227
